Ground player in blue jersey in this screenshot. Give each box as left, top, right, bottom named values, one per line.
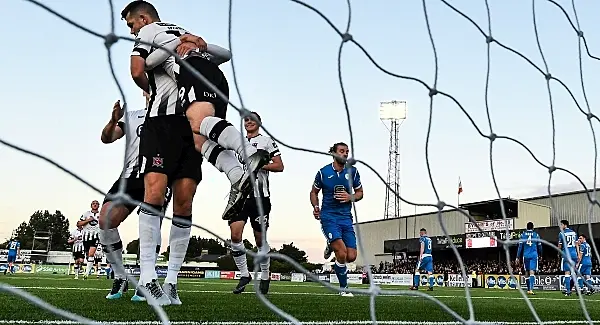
left=310, top=142, right=363, bottom=297
left=515, top=222, right=542, bottom=295
left=558, top=219, right=578, bottom=296
left=4, top=239, right=20, bottom=275
left=410, top=228, right=434, bottom=291
left=577, top=234, right=595, bottom=295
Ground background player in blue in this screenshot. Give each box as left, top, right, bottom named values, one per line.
left=4, top=239, right=20, bottom=275
left=577, top=234, right=595, bottom=294
left=558, top=219, right=578, bottom=296
left=515, top=222, right=542, bottom=295
left=410, top=228, right=434, bottom=291
left=310, top=142, right=363, bottom=297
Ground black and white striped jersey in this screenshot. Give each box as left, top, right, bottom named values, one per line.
left=239, top=134, right=281, bottom=198
left=79, top=211, right=100, bottom=241
left=132, top=22, right=184, bottom=117
left=94, top=244, right=104, bottom=260
left=117, top=109, right=146, bottom=178
left=69, top=228, right=84, bottom=253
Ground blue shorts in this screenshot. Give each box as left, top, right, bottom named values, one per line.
left=523, top=257, right=538, bottom=272
left=6, top=254, right=16, bottom=263
left=579, top=264, right=592, bottom=276
left=562, top=257, right=578, bottom=272
left=320, top=216, right=356, bottom=249
left=417, top=256, right=433, bottom=273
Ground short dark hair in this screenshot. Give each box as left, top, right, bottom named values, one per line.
left=329, top=142, right=348, bottom=154
left=560, top=219, right=569, bottom=227
left=121, top=0, right=159, bottom=20
left=581, top=234, right=588, bottom=240
left=527, top=222, right=534, bottom=230
left=250, top=111, right=261, bottom=122
left=420, top=228, right=427, bottom=232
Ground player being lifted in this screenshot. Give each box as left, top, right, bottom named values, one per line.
left=68, top=226, right=85, bottom=279
left=98, top=96, right=172, bottom=301
left=410, top=228, right=434, bottom=291
left=121, top=0, right=269, bottom=221
left=4, top=238, right=20, bottom=275
left=77, top=200, right=100, bottom=279
left=310, top=142, right=363, bottom=297
left=577, top=234, right=595, bottom=295
left=516, top=222, right=542, bottom=295
left=230, top=112, right=284, bottom=295
left=558, top=219, right=578, bottom=296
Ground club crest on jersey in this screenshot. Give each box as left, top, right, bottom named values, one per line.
left=152, top=156, right=164, bottom=168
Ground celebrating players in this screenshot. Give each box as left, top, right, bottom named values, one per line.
left=577, top=234, right=595, bottom=294
left=4, top=238, right=20, bottom=275
left=98, top=96, right=172, bottom=301
left=516, top=221, right=542, bottom=295
left=558, top=219, right=578, bottom=296
left=230, top=112, right=284, bottom=295
left=77, top=200, right=100, bottom=279
left=121, top=0, right=269, bottom=222
left=410, top=228, right=434, bottom=291
left=68, top=226, right=85, bottom=279
left=310, top=142, right=363, bottom=296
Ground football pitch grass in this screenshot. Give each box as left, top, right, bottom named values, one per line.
left=1, top=275, right=600, bottom=324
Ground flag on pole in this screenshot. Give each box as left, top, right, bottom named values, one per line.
left=458, top=178, right=463, bottom=195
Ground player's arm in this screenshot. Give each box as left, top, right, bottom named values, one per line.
left=516, top=235, right=523, bottom=263
left=310, top=171, right=323, bottom=219
left=419, top=241, right=424, bottom=260
left=130, top=26, right=154, bottom=93
left=101, top=100, right=125, bottom=144
left=576, top=241, right=582, bottom=264
left=262, top=140, right=284, bottom=172
left=76, top=215, right=91, bottom=227
left=352, top=169, right=364, bottom=202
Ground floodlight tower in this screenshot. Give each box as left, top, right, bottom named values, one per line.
left=379, top=100, right=407, bottom=219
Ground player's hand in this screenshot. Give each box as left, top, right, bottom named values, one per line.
left=335, top=190, right=352, bottom=203
left=176, top=41, right=199, bottom=58
left=111, top=100, right=124, bottom=123
left=313, top=206, right=320, bottom=220
left=179, top=34, right=207, bottom=52
left=514, top=259, right=519, bottom=266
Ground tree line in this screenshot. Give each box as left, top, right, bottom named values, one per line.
left=2, top=210, right=323, bottom=273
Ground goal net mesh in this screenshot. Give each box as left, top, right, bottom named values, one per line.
left=2, top=0, right=600, bottom=324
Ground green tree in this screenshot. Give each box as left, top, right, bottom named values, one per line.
left=278, top=242, right=308, bottom=264
left=9, top=210, right=70, bottom=250
left=126, top=239, right=140, bottom=259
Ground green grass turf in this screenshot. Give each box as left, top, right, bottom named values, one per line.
left=0, top=274, right=599, bottom=324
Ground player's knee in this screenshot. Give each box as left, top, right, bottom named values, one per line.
left=334, top=250, right=347, bottom=263
left=346, top=249, right=357, bottom=263
left=230, top=222, right=244, bottom=243
left=186, top=103, right=215, bottom=133
left=99, top=203, right=126, bottom=229
left=144, top=173, right=168, bottom=205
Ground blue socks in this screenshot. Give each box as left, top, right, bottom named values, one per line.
left=333, top=261, right=348, bottom=288
left=428, top=275, right=434, bottom=288
left=529, top=275, right=534, bottom=291
left=565, top=275, right=571, bottom=293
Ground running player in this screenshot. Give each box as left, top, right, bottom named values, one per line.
left=410, top=228, right=434, bottom=291
left=309, top=142, right=363, bottom=297
left=121, top=0, right=269, bottom=222
left=230, top=112, right=284, bottom=295
left=98, top=96, right=173, bottom=301
left=577, top=234, right=594, bottom=294
left=77, top=200, right=100, bottom=279
left=68, top=226, right=85, bottom=279
left=558, top=219, right=578, bottom=296
left=4, top=238, right=20, bottom=275
left=516, top=222, right=542, bottom=295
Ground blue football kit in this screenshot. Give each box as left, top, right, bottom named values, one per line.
left=413, top=235, right=434, bottom=289
left=559, top=228, right=578, bottom=294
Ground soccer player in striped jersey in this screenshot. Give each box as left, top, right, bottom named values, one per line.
left=230, top=112, right=284, bottom=295
left=121, top=1, right=269, bottom=223
left=558, top=219, right=578, bottom=296
left=94, top=244, right=105, bottom=278
left=410, top=228, right=434, bottom=291
left=577, top=235, right=595, bottom=294
left=68, top=226, right=85, bottom=279
left=515, top=222, right=542, bottom=295
left=310, top=142, right=363, bottom=297
left=4, top=239, right=20, bottom=275
left=98, top=96, right=173, bottom=302
left=77, top=200, right=100, bottom=279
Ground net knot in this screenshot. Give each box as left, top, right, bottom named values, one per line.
left=254, top=248, right=269, bottom=264
left=345, top=157, right=357, bottom=167
left=577, top=30, right=584, bottom=38
left=428, top=88, right=438, bottom=97
left=548, top=165, right=556, bottom=173
left=436, top=201, right=446, bottom=210
left=239, top=108, right=252, bottom=119
left=488, top=132, right=497, bottom=142
left=104, top=33, right=119, bottom=48
left=544, top=73, right=552, bottom=81
left=368, top=285, right=381, bottom=296
left=587, top=112, right=595, bottom=121
left=341, top=33, right=353, bottom=43
left=485, top=35, right=494, bottom=44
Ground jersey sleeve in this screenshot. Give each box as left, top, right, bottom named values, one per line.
left=132, top=25, right=156, bottom=60
left=516, top=233, right=524, bottom=257
left=266, top=139, right=281, bottom=159
left=352, top=168, right=362, bottom=189
left=313, top=170, right=323, bottom=189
